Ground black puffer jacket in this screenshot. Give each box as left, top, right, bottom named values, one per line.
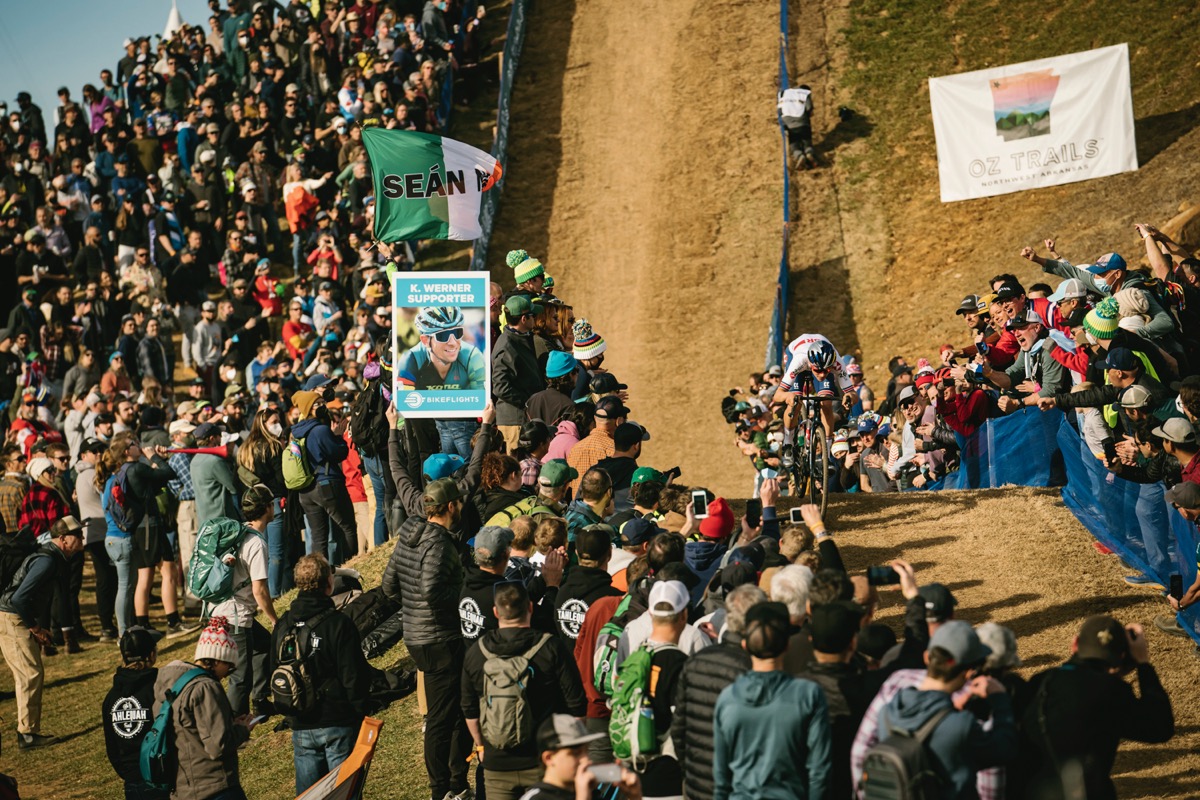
left=381, top=516, right=464, bottom=646
left=669, top=632, right=751, bottom=800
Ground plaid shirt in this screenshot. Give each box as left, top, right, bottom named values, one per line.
left=19, top=481, right=73, bottom=541
left=0, top=473, right=29, bottom=532
left=850, top=668, right=1003, bottom=800
left=519, top=456, right=541, bottom=488
left=168, top=453, right=195, bottom=501
left=566, top=429, right=614, bottom=494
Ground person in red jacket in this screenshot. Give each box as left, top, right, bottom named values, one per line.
left=936, top=373, right=995, bottom=438
left=252, top=259, right=283, bottom=317
left=338, top=398, right=373, bottom=555
left=18, top=456, right=72, bottom=539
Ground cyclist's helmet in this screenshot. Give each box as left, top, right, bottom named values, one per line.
left=415, top=306, right=464, bottom=335
left=806, top=341, right=837, bottom=371
left=846, top=362, right=863, bottom=376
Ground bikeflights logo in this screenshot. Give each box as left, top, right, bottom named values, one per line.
left=990, top=69, right=1059, bottom=141
left=404, top=391, right=425, bottom=409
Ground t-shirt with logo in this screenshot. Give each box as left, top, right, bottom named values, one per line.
left=552, top=565, right=622, bottom=644
left=459, top=563, right=506, bottom=642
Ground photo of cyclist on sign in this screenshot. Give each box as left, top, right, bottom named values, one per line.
left=392, top=272, right=491, bottom=418
left=397, top=306, right=487, bottom=392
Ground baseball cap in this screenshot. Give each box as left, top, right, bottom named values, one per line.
left=1073, top=615, right=1131, bottom=667
left=810, top=601, right=865, bottom=654
left=993, top=281, right=1025, bottom=302
left=590, top=372, right=628, bottom=395
left=857, top=418, right=878, bottom=434
left=976, top=622, right=1022, bottom=670
left=1097, top=347, right=1137, bottom=372
left=918, top=583, right=957, bottom=623
left=896, top=385, right=917, bottom=405
left=503, top=296, right=543, bottom=318
left=927, top=620, right=992, bottom=668
left=474, top=525, right=514, bottom=559
left=648, top=580, right=690, bottom=617
left=176, top=400, right=197, bottom=417
left=1153, top=417, right=1198, bottom=445
left=742, top=601, right=792, bottom=658
left=423, top=453, right=465, bottom=480
left=631, top=466, right=666, bottom=486
left=576, top=525, right=615, bottom=561
left=538, top=459, right=577, bottom=488
left=303, top=374, right=333, bottom=391
left=545, top=350, right=576, bottom=379
left=52, top=516, right=85, bottom=538
left=169, top=419, right=197, bottom=436
left=1005, top=308, right=1042, bottom=330
left=536, top=714, right=605, bottom=752
left=767, top=364, right=783, bottom=377
left=201, top=300, right=217, bottom=311
left=1082, top=253, right=1127, bottom=275
left=1118, top=384, right=1152, bottom=409
left=518, top=419, right=552, bottom=449
left=955, top=294, right=986, bottom=315
left=594, top=396, right=631, bottom=420
left=193, top=422, right=224, bottom=441
left=614, top=422, right=650, bottom=450
left=619, top=517, right=662, bottom=546
left=1167, top=480, right=1200, bottom=509
left=1049, top=278, right=1088, bottom=302
left=423, top=477, right=463, bottom=505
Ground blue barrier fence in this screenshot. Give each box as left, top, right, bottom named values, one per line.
left=928, top=411, right=1200, bottom=644
left=765, top=0, right=791, bottom=370
left=469, top=0, right=532, bottom=272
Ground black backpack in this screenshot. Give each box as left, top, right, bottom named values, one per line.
left=0, top=526, right=40, bottom=595
left=859, top=707, right=951, bottom=800
left=349, top=379, right=388, bottom=458
left=270, top=608, right=336, bottom=715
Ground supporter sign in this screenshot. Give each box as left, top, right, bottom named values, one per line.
left=929, top=44, right=1137, bottom=202
left=392, top=271, right=490, bottom=418
left=362, top=128, right=502, bottom=240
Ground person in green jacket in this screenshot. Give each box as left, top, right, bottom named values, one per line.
left=713, top=601, right=831, bottom=800
left=189, top=422, right=241, bottom=522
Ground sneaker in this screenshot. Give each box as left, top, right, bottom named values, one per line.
left=1154, top=614, right=1189, bottom=637
left=165, top=620, right=202, bottom=640
left=443, top=790, right=475, bottom=800
left=99, top=629, right=119, bottom=643
left=1092, top=541, right=1114, bottom=555
left=1123, top=575, right=1164, bottom=590
left=17, top=733, right=58, bottom=750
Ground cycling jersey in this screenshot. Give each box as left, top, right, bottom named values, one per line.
left=780, top=333, right=854, bottom=393
left=397, top=342, right=486, bottom=391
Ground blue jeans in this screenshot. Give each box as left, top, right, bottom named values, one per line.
left=105, top=535, right=135, bottom=635
left=293, top=725, right=358, bottom=796
left=266, top=498, right=292, bottom=598
left=359, top=452, right=388, bottom=546
left=292, top=232, right=304, bottom=277
left=436, top=419, right=477, bottom=460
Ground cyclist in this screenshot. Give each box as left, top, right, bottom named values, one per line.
left=396, top=306, right=487, bottom=392
left=772, top=334, right=857, bottom=443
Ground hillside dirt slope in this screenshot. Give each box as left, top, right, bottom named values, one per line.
left=487, top=0, right=785, bottom=496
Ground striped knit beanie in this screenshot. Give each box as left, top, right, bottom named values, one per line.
left=1083, top=296, right=1120, bottom=340
left=195, top=616, right=239, bottom=664
left=572, top=319, right=606, bottom=360
left=507, top=249, right=545, bottom=285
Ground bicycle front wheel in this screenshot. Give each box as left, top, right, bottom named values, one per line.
left=807, top=425, right=830, bottom=516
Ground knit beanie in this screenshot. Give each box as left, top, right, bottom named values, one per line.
left=507, top=249, right=545, bottom=285
left=572, top=319, right=606, bottom=360
left=1083, top=297, right=1120, bottom=340
left=699, top=497, right=735, bottom=539
left=195, top=616, right=239, bottom=665
left=1113, top=287, right=1149, bottom=318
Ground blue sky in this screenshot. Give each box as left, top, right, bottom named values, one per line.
left=0, top=0, right=217, bottom=113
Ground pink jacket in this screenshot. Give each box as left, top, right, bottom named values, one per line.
left=544, top=420, right=581, bottom=463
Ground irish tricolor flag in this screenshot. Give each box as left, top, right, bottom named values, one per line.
left=362, top=128, right=502, bottom=241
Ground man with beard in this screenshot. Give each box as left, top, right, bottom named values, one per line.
left=381, top=477, right=472, bottom=800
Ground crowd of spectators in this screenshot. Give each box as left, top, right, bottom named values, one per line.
left=0, top=3, right=1189, bottom=799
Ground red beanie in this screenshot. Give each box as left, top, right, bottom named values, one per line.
left=699, top=497, right=735, bottom=540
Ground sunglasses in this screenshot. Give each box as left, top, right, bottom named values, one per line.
left=431, top=328, right=463, bottom=343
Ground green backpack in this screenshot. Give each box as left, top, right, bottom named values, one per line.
left=282, top=434, right=316, bottom=491
left=592, top=595, right=633, bottom=696
left=187, top=518, right=255, bottom=604
left=478, top=633, right=552, bottom=749
left=486, top=495, right=558, bottom=527
left=609, top=642, right=677, bottom=761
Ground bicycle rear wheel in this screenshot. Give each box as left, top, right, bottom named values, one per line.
left=807, top=425, right=830, bottom=516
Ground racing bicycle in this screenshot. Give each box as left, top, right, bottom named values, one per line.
left=781, top=381, right=830, bottom=516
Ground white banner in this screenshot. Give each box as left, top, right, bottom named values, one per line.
left=929, top=44, right=1137, bottom=203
